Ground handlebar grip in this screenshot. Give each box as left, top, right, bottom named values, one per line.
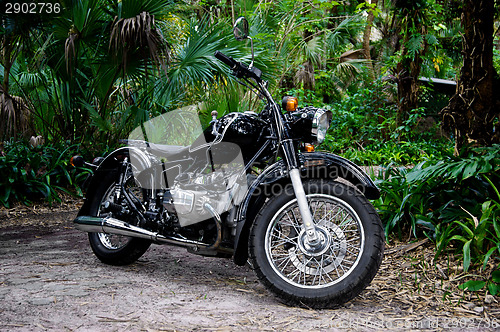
left=214, top=51, right=237, bottom=68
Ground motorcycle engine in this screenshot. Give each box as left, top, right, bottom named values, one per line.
left=162, top=169, right=246, bottom=227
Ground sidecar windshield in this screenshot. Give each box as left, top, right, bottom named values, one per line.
left=127, top=104, right=248, bottom=226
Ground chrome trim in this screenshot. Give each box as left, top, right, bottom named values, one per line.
left=289, top=168, right=319, bottom=245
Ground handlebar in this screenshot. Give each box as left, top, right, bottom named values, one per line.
left=214, top=50, right=262, bottom=83
left=214, top=50, right=238, bottom=69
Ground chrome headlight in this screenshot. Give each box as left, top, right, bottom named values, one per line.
left=312, top=109, right=332, bottom=143
left=286, top=107, right=332, bottom=144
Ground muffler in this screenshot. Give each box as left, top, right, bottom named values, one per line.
left=74, top=205, right=222, bottom=251
left=74, top=216, right=162, bottom=241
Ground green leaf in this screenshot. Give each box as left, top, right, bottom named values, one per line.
left=483, top=247, right=497, bottom=269
left=483, top=175, right=500, bottom=201
left=482, top=200, right=492, bottom=212
left=488, top=282, right=499, bottom=295
left=82, top=101, right=113, bottom=132
left=462, top=160, right=479, bottom=179
left=355, top=3, right=366, bottom=11
left=448, top=234, right=468, bottom=244
left=479, top=161, right=492, bottom=173
left=1, top=186, right=12, bottom=204
left=449, top=163, right=465, bottom=179
left=494, top=217, right=500, bottom=239
left=463, top=239, right=472, bottom=272
left=492, top=270, right=500, bottom=283
left=407, top=34, right=424, bottom=58
left=459, top=280, right=486, bottom=291
left=62, top=168, right=72, bottom=186
left=39, top=183, right=51, bottom=198
left=453, top=220, right=474, bottom=238
left=425, top=34, right=438, bottom=46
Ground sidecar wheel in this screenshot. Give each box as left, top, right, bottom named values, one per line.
left=249, top=180, right=384, bottom=308
left=87, top=175, right=151, bottom=266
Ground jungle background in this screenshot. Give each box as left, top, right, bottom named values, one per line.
left=1, top=0, right=500, bottom=298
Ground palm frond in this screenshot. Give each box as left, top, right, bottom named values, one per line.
left=294, top=61, right=316, bottom=90
left=159, top=17, right=239, bottom=106
left=325, top=14, right=365, bottom=56
left=304, top=36, right=323, bottom=67
left=331, top=59, right=369, bottom=93
left=58, top=0, right=109, bottom=75
left=109, top=11, right=169, bottom=72
left=0, top=88, right=31, bottom=140
left=118, top=0, right=174, bottom=19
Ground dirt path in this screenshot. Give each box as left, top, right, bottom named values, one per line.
left=0, top=207, right=498, bottom=331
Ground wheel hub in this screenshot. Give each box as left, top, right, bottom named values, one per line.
left=297, top=226, right=331, bottom=257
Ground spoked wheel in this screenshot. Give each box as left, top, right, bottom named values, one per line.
left=249, top=180, right=384, bottom=308
left=87, top=171, right=151, bottom=266
left=269, top=194, right=363, bottom=287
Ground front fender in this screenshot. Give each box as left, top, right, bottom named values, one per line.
left=232, top=151, right=379, bottom=266
left=300, top=151, right=380, bottom=199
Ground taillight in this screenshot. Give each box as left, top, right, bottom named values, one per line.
left=70, top=155, right=85, bottom=167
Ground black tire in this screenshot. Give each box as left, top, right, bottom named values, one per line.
left=249, top=180, right=384, bottom=308
left=87, top=174, right=151, bottom=266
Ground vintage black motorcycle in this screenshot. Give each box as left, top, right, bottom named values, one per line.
left=72, top=17, right=384, bottom=308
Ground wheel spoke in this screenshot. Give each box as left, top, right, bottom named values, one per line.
left=318, top=206, right=342, bottom=225
left=276, top=255, right=293, bottom=271
left=270, top=236, right=298, bottom=250
left=285, top=210, right=302, bottom=235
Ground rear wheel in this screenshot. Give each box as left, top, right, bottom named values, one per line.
left=87, top=172, right=151, bottom=266
left=249, top=180, right=384, bottom=308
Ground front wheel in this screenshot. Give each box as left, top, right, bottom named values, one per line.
left=249, top=180, right=384, bottom=308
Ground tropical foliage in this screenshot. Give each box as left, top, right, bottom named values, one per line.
left=0, top=139, right=91, bottom=208
left=374, top=145, right=500, bottom=291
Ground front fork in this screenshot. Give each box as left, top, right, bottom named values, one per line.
left=281, top=139, right=320, bottom=246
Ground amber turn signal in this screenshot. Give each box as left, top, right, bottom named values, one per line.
left=281, top=96, right=298, bottom=112
left=304, top=143, right=315, bottom=152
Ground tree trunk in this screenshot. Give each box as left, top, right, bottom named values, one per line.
left=362, top=0, right=376, bottom=80
left=440, top=0, right=500, bottom=154
left=1, top=35, right=15, bottom=94
left=1, top=35, right=15, bottom=140
left=396, top=52, right=423, bottom=124
left=393, top=1, right=427, bottom=126
left=300, top=28, right=315, bottom=91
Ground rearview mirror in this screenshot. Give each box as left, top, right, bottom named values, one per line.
left=233, top=17, right=249, bottom=41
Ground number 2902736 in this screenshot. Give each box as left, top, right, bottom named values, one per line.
left=4, top=2, right=61, bottom=14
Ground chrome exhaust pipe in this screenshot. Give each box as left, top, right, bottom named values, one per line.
left=74, top=206, right=223, bottom=251
left=74, top=216, right=162, bottom=241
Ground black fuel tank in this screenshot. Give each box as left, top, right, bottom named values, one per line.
left=203, top=112, right=271, bottom=163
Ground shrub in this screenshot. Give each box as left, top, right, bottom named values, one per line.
left=0, top=139, right=92, bottom=208
left=374, top=144, right=500, bottom=289
left=319, top=79, right=453, bottom=165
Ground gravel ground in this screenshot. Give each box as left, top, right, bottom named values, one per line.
left=0, top=204, right=498, bottom=331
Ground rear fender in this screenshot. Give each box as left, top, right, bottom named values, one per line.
left=232, top=151, right=379, bottom=266
left=77, top=147, right=151, bottom=216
